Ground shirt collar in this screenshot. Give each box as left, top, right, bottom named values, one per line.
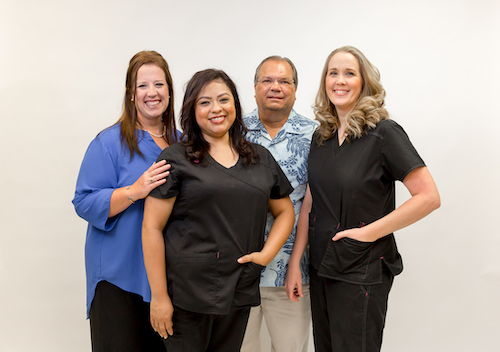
left=245, top=108, right=302, bottom=136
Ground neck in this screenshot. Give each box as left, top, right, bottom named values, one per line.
left=258, top=108, right=290, bottom=139
left=205, top=133, right=231, bottom=150
left=137, top=117, right=164, bottom=134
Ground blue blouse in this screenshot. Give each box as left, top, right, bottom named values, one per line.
left=72, top=123, right=171, bottom=316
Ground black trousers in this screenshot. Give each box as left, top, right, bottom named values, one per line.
left=89, top=281, right=166, bottom=352
left=310, top=265, right=394, bottom=352
left=163, top=305, right=251, bottom=352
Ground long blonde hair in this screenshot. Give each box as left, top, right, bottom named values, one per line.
left=313, top=46, right=388, bottom=144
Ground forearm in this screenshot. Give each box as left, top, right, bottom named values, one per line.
left=142, top=226, right=170, bottom=299
left=260, top=205, right=295, bottom=265
left=109, top=160, right=170, bottom=218
left=288, top=186, right=312, bottom=267
left=334, top=166, right=440, bottom=242
left=362, top=191, right=440, bottom=241
left=109, top=186, right=139, bottom=218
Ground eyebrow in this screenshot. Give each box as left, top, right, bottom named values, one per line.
left=260, top=76, right=293, bottom=80
left=328, top=68, right=357, bottom=71
left=136, top=80, right=166, bottom=85
left=197, top=92, right=230, bottom=102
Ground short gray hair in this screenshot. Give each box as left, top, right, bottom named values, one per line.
left=254, top=56, right=298, bottom=87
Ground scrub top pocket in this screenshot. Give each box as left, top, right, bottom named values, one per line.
left=171, top=254, right=218, bottom=313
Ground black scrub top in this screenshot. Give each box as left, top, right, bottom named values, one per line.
left=149, top=143, right=293, bottom=315
left=308, top=119, right=425, bottom=285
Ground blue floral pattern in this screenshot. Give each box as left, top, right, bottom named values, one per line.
left=244, top=109, right=318, bottom=286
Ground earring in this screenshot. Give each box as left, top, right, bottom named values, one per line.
left=131, top=96, right=134, bottom=102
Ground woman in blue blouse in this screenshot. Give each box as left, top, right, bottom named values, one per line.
left=72, top=51, right=177, bottom=352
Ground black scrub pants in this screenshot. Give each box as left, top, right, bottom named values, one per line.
left=163, top=305, right=251, bottom=352
left=310, top=266, right=394, bottom=352
left=89, top=281, right=166, bottom=352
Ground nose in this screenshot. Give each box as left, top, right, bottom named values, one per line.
left=336, top=74, right=346, bottom=85
left=270, top=79, right=282, bottom=91
left=211, top=101, right=222, bottom=112
left=147, top=85, right=157, bottom=96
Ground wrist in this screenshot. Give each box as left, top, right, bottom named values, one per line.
left=125, top=186, right=135, bottom=204
left=151, top=292, right=171, bottom=303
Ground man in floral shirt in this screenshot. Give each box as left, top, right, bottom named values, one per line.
left=241, top=56, right=318, bottom=352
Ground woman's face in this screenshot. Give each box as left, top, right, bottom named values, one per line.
left=134, top=64, right=169, bottom=122
left=325, top=52, right=363, bottom=116
left=195, top=80, right=236, bottom=143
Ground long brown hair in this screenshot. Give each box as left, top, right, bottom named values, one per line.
left=116, top=51, right=177, bottom=158
left=180, top=69, right=259, bottom=165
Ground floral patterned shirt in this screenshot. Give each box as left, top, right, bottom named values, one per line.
left=244, top=109, right=318, bottom=286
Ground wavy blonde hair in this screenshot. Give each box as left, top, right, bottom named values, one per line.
left=313, top=46, right=388, bottom=144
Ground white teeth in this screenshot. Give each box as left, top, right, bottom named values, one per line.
left=210, top=116, right=224, bottom=122
left=146, top=101, right=160, bottom=107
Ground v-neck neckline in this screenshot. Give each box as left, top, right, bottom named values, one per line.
left=332, top=131, right=347, bottom=156
left=207, top=153, right=241, bottom=171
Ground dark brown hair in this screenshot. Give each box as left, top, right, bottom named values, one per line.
left=180, top=69, right=258, bottom=165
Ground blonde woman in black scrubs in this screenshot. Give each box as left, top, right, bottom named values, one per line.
left=142, top=69, right=295, bottom=352
left=285, top=46, right=440, bottom=352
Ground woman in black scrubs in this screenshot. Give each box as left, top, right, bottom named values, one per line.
left=142, top=69, right=295, bottom=351
left=285, top=46, right=441, bottom=351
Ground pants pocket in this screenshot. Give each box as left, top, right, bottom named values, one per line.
left=232, top=262, right=265, bottom=307
left=320, top=237, right=374, bottom=280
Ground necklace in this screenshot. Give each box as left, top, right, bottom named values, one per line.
left=137, top=123, right=166, bottom=138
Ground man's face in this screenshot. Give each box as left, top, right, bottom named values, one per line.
left=254, top=60, right=296, bottom=115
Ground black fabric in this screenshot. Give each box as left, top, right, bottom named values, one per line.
left=310, top=266, right=393, bottom=352
left=89, top=281, right=166, bottom=352
left=163, top=306, right=250, bottom=352
left=308, top=119, right=425, bottom=283
left=149, top=143, right=293, bottom=315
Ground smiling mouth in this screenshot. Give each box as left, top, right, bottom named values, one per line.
left=334, top=90, right=348, bottom=95
left=209, top=116, right=225, bottom=122
left=145, top=101, right=160, bottom=107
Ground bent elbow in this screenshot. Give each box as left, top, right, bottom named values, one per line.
left=429, top=191, right=441, bottom=212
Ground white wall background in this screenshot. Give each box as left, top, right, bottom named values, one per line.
left=1, top=0, right=499, bottom=351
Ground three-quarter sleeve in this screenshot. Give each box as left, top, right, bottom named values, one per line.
left=72, top=138, right=119, bottom=231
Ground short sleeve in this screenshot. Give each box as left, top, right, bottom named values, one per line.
left=264, top=148, right=294, bottom=199
left=380, top=120, right=425, bottom=181
left=149, top=146, right=181, bottom=199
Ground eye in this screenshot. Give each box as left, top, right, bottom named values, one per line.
left=137, top=84, right=147, bottom=88
left=155, top=83, right=164, bottom=87
left=346, top=72, right=355, bottom=76
left=199, top=100, right=210, bottom=106
left=220, top=97, right=230, bottom=103
left=262, top=79, right=272, bottom=84
left=280, top=80, right=292, bottom=86
left=328, top=71, right=337, bottom=76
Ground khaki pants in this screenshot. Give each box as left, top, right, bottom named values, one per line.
left=241, top=285, right=311, bottom=352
